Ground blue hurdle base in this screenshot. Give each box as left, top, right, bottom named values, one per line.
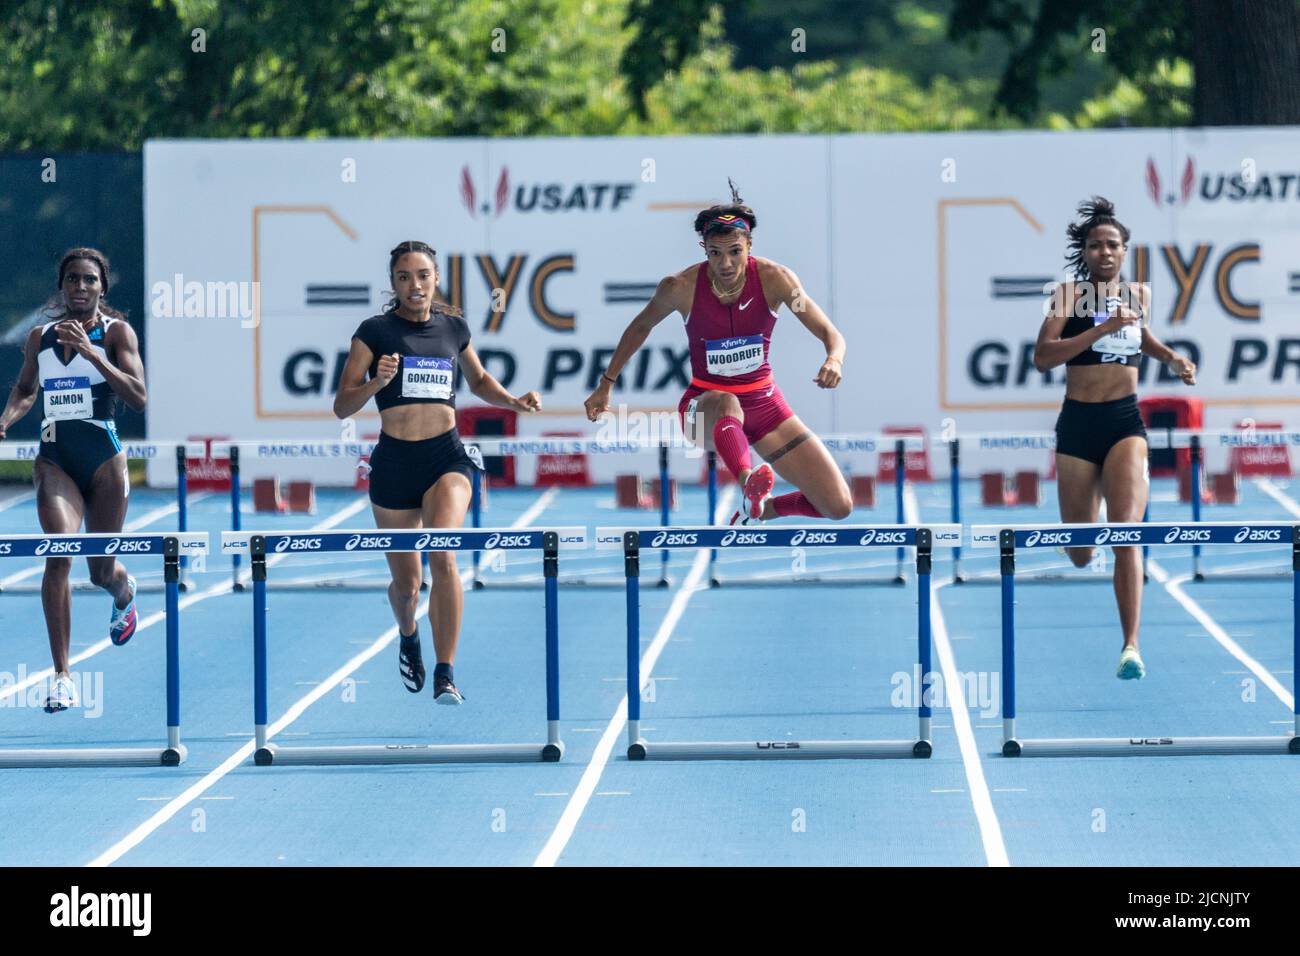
left=1003, top=735, right=1300, bottom=757
left=254, top=741, right=564, bottom=766
left=0, top=744, right=186, bottom=768
left=628, top=738, right=931, bottom=760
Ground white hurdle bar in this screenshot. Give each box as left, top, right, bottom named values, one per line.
left=598, top=524, right=960, bottom=760
left=972, top=521, right=1300, bottom=757
left=222, top=526, right=586, bottom=765
left=0, top=531, right=208, bottom=767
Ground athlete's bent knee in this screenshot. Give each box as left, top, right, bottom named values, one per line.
left=1066, top=546, right=1094, bottom=568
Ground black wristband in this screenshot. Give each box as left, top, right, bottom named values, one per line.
left=601, top=372, right=617, bottom=385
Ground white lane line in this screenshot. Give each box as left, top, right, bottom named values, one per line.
left=532, top=488, right=736, bottom=869
left=87, top=492, right=558, bottom=867
left=0, top=490, right=37, bottom=513
left=1, top=495, right=371, bottom=704
left=907, top=486, right=1010, bottom=868
left=1255, top=478, right=1300, bottom=518
left=0, top=493, right=213, bottom=589
left=1147, top=559, right=1294, bottom=712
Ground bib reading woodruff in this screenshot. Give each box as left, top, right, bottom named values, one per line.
left=704, top=335, right=765, bottom=377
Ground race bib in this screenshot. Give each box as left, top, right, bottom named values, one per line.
left=704, top=335, right=764, bottom=377
left=401, top=356, right=453, bottom=400
left=1091, top=295, right=1141, bottom=357
left=42, top=376, right=93, bottom=421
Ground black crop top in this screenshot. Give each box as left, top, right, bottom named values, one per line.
left=1063, top=292, right=1142, bottom=368
left=352, top=309, right=471, bottom=412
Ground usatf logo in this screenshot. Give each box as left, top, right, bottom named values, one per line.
left=1164, top=526, right=1212, bottom=543
left=414, top=534, right=463, bottom=550
left=35, top=539, right=81, bottom=555
left=650, top=531, right=698, bottom=548
left=1145, top=157, right=1195, bottom=208
left=1235, top=527, right=1282, bottom=543
left=1025, top=530, right=1072, bottom=547
left=791, top=530, right=837, bottom=546
left=859, top=530, right=907, bottom=545
left=1093, top=528, right=1142, bottom=545
left=344, top=534, right=392, bottom=551
left=460, top=166, right=636, bottom=218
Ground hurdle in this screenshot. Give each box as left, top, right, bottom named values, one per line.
left=704, top=434, right=926, bottom=587
left=598, top=523, right=961, bottom=760
left=1149, top=428, right=1300, bottom=580
left=0, top=441, right=207, bottom=592
left=221, top=526, right=585, bottom=765
left=0, top=531, right=207, bottom=768
left=972, top=521, right=1300, bottom=757
left=941, top=431, right=1057, bottom=584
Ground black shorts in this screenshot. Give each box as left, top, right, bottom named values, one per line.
left=367, top=428, right=481, bottom=511
left=36, top=418, right=125, bottom=497
left=1054, top=395, right=1148, bottom=467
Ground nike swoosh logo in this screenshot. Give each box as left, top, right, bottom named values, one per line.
left=738, top=298, right=752, bottom=310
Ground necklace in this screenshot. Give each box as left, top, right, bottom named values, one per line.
left=709, top=268, right=745, bottom=301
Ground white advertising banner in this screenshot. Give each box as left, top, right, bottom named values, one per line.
left=146, top=128, right=1300, bottom=484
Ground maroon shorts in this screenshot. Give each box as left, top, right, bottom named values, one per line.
left=678, top=381, right=795, bottom=446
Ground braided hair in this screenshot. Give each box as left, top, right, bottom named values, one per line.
left=384, top=240, right=463, bottom=317
left=693, top=178, right=757, bottom=239
left=1064, top=197, right=1130, bottom=281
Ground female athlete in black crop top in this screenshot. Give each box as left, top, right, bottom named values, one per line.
left=334, top=241, right=541, bottom=704
left=1033, top=198, right=1196, bottom=681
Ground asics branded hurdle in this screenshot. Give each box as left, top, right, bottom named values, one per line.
left=221, top=526, right=585, bottom=765
left=0, top=441, right=208, bottom=592
left=704, top=435, right=925, bottom=587
left=597, top=524, right=960, bottom=760
left=972, top=521, right=1300, bottom=757
left=0, top=531, right=208, bottom=768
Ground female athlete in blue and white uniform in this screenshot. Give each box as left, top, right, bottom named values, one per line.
left=0, top=248, right=147, bottom=711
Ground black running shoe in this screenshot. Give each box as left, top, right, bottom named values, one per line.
left=433, top=674, right=465, bottom=705
left=398, top=630, right=425, bottom=693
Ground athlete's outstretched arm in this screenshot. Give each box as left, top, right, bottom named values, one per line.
left=0, top=328, right=42, bottom=440
left=460, top=344, right=540, bottom=412
left=1033, top=281, right=1139, bottom=371
left=769, top=263, right=845, bottom=389
left=583, top=275, right=683, bottom=421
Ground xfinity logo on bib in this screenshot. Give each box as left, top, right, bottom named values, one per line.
left=1093, top=528, right=1142, bottom=545
left=791, top=530, right=837, bottom=546
left=1163, top=526, right=1212, bottom=543
left=1235, top=526, right=1282, bottom=543
left=650, top=531, right=698, bottom=547
left=35, top=539, right=81, bottom=555
left=1025, top=530, right=1072, bottom=547
left=859, top=530, right=907, bottom=545
left=345, top=534, right=392, bottom=551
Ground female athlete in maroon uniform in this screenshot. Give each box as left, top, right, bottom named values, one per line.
left=585, top=182, right=851, bottom=524
left=1034, top=197, right=1196, bottom=679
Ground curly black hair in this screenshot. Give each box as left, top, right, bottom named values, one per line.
left=1065, top=196, right=1130, bottom=281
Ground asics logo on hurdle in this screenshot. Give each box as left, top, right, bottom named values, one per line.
left=972, top=520, right=1300, bottom=757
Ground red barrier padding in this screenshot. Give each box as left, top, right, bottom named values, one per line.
left=286, top=480, right=316, bottom=514
left=253, top=477, right=286, bottom=513
left=535, top=431, right=591, bottom=487
left=878, top=425, right=932, bottom=482
left=851, top=475, right=876, bottom=508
